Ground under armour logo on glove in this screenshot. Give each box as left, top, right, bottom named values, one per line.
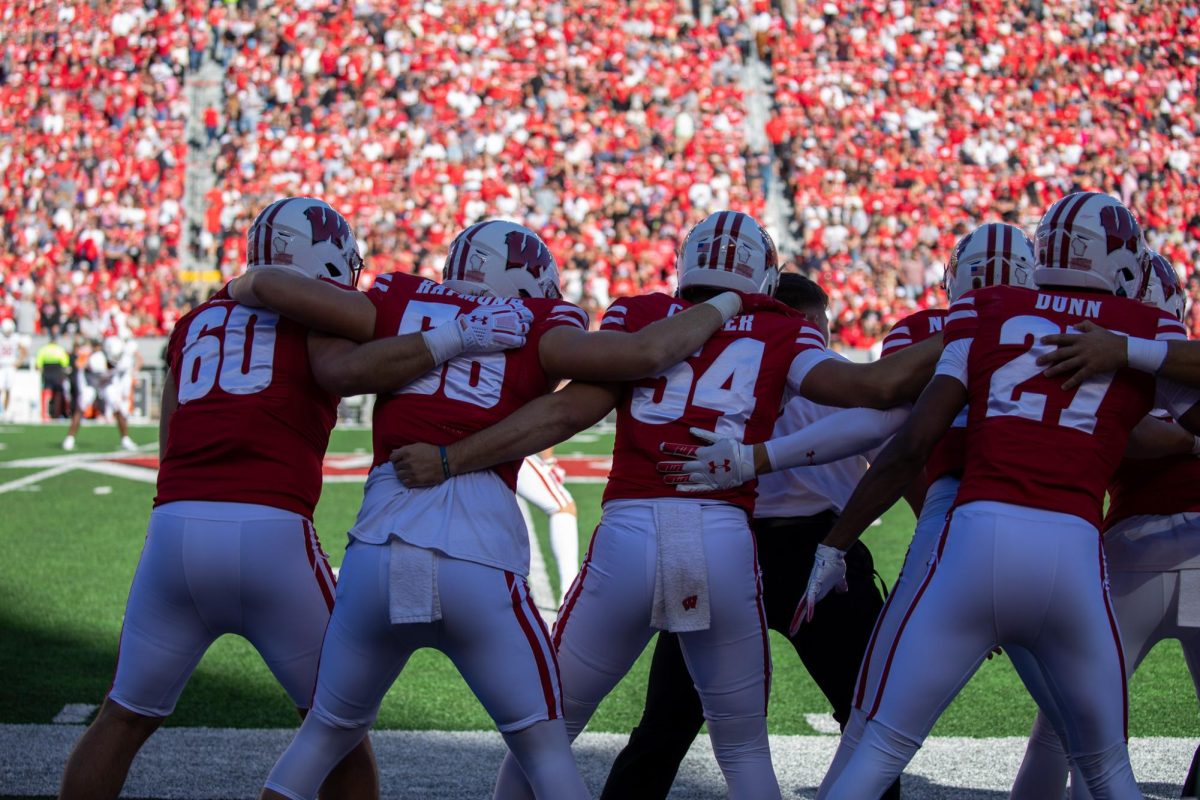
left=455, top=304, right=534, bottom=353
left=657, top=428, right=755, bottom=493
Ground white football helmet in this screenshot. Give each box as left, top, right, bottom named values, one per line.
left=676, top=211, right=780, bottom=296
left=0, top=318, right=13, bottom=335
left=1034, top=192, right=1147, bottom=298
left=103, top=336, right=124, bottom=364
left=1142, top=250, right=1185, bottom=321
left=246, top=197, right=363, bottom=287
left=442, top=220, right=561, bottom=299
left=943, top=222, right=1037, bottom=302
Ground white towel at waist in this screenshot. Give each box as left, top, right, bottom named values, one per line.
left=388, top=538, right=442, bottom=624
left=651, top=502, right=711, bottom=632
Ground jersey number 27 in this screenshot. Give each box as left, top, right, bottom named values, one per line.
left=986, top=315, right=1113, bottom=434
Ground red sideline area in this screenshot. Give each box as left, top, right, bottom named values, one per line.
left=111, top=453, right=612, bottom=480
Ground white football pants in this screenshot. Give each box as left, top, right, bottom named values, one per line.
left=110, top=501, right=335, bottom=716
left=820, top=501, right=1139, bottom=800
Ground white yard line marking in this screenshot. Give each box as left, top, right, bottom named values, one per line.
left=2, top=448, right=152, bottom=469
left=0, top=463, right=76, bottom=494
left=78, top=461, right=158, bottom=483
left=51, top=704, right=97, bottom=725
left=803, top=713, right=841, bottom=735
left=518, top=497, right=558, bottom=623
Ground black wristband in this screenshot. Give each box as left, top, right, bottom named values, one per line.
left=439, top=445, right=452, bottom=480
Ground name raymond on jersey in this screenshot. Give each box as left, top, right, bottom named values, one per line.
left=415, top=280, right=520, bottom=305
left=1035, top=293, right=1103, bottom=319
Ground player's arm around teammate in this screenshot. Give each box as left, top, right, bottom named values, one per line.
left=1041, top=323, right=1200, bottom=389
left=392, top=308, right=941, bottom=487
left=230, top=265, right=534, bottom=395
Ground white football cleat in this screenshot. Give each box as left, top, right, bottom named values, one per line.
left=120, top=436, right=137, bottom=452
left=62, top=435, right=76, bottom=451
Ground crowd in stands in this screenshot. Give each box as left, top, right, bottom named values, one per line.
left=0, top=0, right=198, bottom=341
left=763, top=0, right=1200, bottom=345
left=0, top=0, right=1197, bottom=351
left=212, top=0, right=762, bottom=323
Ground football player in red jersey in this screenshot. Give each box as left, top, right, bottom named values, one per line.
left=58, top=197, right=533, bottom=800
left=799, top=193, right=1200, bottom=799
left=1011, top=252, right=1200, bottom=799
left=390, top=211, right=940, bottom=800
left=259, top=220, right=755, bottom=800
left=655, top=223, right=1038, bottom=799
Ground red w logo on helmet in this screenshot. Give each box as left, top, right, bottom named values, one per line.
left=504, top=231, right=552, bottom=278
left=1099, top=205, right=1139, bottom=256
left=304, top=206, right=350, bottom=248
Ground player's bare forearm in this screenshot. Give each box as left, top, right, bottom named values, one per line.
left=452, top=382, right=618, bottom=473
left=158, top=372, right=178, bottom=459
left=307, top=332, right=436, bottom=397
left=824, top=376, right=965, bottom=550
left=801, top=335, right=941, bottom=409
left=229, top=268, right=376, bottom=342
left=539, top=297, right=736, bottom=381
left=390, top=382, right=618, bottom=487
left=1124, top=415, right=1197, bottom=459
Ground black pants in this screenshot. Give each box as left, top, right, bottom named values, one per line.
left=600, top=511, right=901, bottom=800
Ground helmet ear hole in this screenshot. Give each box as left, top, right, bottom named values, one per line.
left=325, top=263, right=343, bottom=278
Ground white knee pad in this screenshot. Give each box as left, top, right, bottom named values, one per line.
left=1071, top=740, right=1140, bottom=800
left=706, top=715, right=780, bottom=800
left=818, top=709, right=867, bottom=800
left=264, top=707, right=371, bottom=800
left=498, top=719, right=588, bottom=800
left=824, top=719, right=920, bottom=800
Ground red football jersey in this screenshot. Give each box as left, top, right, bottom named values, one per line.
left=882, top=308, right=964, bottom=489
left=1106, top=416, right=1200, bottom=528
left=600, top=293, right=827, bottom=512
left=880, top=309, right=946, bottom=358
left=942, top=286, right=1188, bottom=528
left=157, top=287, right=339, bottom=518
left=367, top=272, right=587, bottom=490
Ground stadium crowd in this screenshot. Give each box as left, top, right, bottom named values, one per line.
left=0, top=0, right=1198, bottom=350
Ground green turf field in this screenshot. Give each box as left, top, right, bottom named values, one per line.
left=0, top=422, right=1196, bottom=737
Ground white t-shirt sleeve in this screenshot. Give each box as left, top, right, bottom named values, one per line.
left=934, top=338, right=972, bottom=387
left=786, top=348, right=836, bottom=398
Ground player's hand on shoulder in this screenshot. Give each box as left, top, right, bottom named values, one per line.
left=657, top=427, right=755, bottom=493
left=1037, top=320, right=1128, bottom=390
left=789, top=543, right=849, bottom=635
left=455, top=304, right=534, bottom=353
left=390, top=444, right=447, bottom=488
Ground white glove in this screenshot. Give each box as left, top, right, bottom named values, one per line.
left=789, top=544, right=849, bottom=635
left=422, top=304, right=533, bottom=364
left=657, top=427, right=755, bottom=493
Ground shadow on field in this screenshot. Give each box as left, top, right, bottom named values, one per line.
left=0, top=605, right=303, bottom=728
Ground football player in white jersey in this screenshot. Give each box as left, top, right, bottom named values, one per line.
left=0, top=318, right=29, bottom=420
left=63, top=337, right=137, bottom=452
left=517, top=450, right=579, bottom=605
left=102, top=331, right=141, bottom=422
